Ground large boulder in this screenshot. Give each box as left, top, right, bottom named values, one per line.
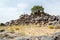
left=40, top=36, right=54, bottom=40
left=52, top=32, right=60, bottom=40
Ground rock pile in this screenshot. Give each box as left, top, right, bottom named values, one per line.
left=0, top=11, right=59, bottom=26
left=9, top=12, right=59, bottom=25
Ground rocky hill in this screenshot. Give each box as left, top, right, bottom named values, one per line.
left=0, top=10, right=60, bottom=40
left=0, top=11, right=58, bottom=26
left=0, top=5, right=60, bottom=26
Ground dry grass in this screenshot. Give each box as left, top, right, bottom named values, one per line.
left=0, top=24, right=60, bottom=36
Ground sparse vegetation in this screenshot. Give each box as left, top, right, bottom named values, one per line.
left=48, top=25, right=55, bottom=29
left=0, top=24, right=60, bottom=36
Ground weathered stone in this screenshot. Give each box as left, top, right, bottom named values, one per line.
left=41, top=36, right=54, bottom=40
left=52, top=32, right=60, bottom=40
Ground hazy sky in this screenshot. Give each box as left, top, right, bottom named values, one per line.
left=0, top=0, right=60, bottom=23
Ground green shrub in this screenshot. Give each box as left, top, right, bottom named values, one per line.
left=31, top=5, right=44, bottom=13
left=48, top=25, right=55, bottom=29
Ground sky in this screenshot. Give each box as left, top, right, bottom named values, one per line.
left=0, top=0, right=60, bottom=23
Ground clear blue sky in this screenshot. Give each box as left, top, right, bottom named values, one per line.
left=0, top=0, right=60, bottom=23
